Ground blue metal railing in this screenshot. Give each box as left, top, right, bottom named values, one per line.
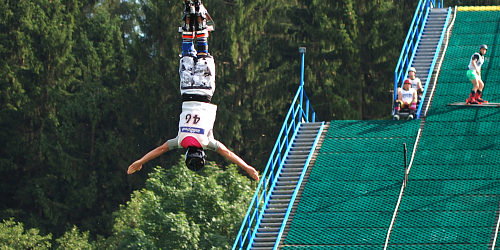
left=416, top=7, right=451, bottom=118
left=393, top=0, right=431, bottom=97
left=232, top=49, right=318, bottom=250
left=393, top=0, right=444, bottom=115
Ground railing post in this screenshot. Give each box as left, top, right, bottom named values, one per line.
left=299, top=47, right=306, bottom=110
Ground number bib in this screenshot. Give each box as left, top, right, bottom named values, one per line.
left=178, top=101, right=218, bottom=149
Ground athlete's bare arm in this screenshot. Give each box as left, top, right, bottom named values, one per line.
left=472, top=59, right=480, bottom=76
left=217, top=143, right=260, bottom=181
left=127, top=142, right=170, bottom=174
left=417, top=79, right=423, bottom=92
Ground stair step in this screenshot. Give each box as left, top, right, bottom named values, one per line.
left=261, top=217, right=285, bottom=222
left=259, top=222, right=283, bottom=228
left=281, top=167, right=303, bottom=173
left=272, top=190, right=294, bottom=195
left=267, top=203, right=289, bottom=209
left=275, top=181, right=298, bottom=186
left=265, top=208, right=288, bottom=213
left=256, top=232, right=279, bottom=238
left=270, top=194, right=293, bottom=200
left=252, top=241, right=276, bottom=246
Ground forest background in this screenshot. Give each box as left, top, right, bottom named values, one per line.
left=0, top=0, right=497, bottom=248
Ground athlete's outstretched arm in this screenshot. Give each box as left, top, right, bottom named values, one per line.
left=217, top=143, right=260, bottom=181
left=127, top=142, right=170, bottom=174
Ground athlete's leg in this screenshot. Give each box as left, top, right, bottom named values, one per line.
left=182, top=31, right=197, bottom=57
left=467, top=70, right=479, bottom=104
left=476, top=78, right=486, bottom=102
left=394, top=100, right=402, bottom=120
left=408, top=103, right=416, bottom=120
left=196, top=30, right=209, bottom=56
left=180, top=55, right=196, bottom=89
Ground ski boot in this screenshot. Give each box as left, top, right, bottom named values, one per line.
left=475, top=91, right=488, bottom=103
left=467, top=92, right=479, bottom=105
left=180, top=0, right=214, bottom=33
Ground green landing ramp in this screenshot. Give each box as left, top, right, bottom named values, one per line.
left=282, top=120, right=420, bottom=248
left=387, top=9, right=500, bottom=248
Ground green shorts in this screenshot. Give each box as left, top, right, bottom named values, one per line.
left=467, top=69, right=479, bottom=81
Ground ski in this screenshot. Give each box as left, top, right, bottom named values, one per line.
left=448, top=102, right=500, bottom=107
left=180, top=0, right=215, bottom=33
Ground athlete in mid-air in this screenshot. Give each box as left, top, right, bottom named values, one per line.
left=127, top=1, right=259, bottom=181
left=126, top=101, right=259, bottom=181
left=466, top=44, right=488, bottom=104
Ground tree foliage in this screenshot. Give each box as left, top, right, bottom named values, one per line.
left=108, top=159, right=255, bottom=249
left=0, top=218, right=52, bottom=249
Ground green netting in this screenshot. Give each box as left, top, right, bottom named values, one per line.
left=290, top=211, right=393, bottom=228
left=302, top=180, right=401, bottom=197
left=308, top=165, right=404, bottom=182
left=452, top=21, right=500, bottom=34
left=436, top=68, right=472, bottom=82
left=427, top=95, right=500, bottom=109
left=425, top=107, right=500, bottom=122
left=282, top=246, right=384, bottom=250
left=386, top=245, right=489, bottom=250
left=320, top=138, right=416, bottom=153
left=326, top=120, right=420, bottom=138
left=414, top=149, right=500, bottom=165
left=381, top=10, right=500, bottom=249
left=283, top=246, right=489, bottom=250
left=284, top=227, right=386, bottom=245
left=403, top=180, right=500, bottom=195
left=417, top=135, right=500, bottom=150
left=388, top=227, right=492, bottom=244
left=315, top=152, right=412, bottom=166
left=394, top=211, right=496, bottom=227
left=284, top=120, right=420, bottom=246
left=398, top=195, right=500, bottom=211
left=434, top=83, right=500, bottom=95
left=455, top=11, right=500, bottom=22
left=297, top=195, right=399, bottom=212
left=440, top=57, right=500, bottom=70
left=421, top=121, right=500, bottom=135
left=448, top=33, right=500, bottom=46
left=409, top=164, right=500, bottom=180
left=442, top=46, right=485, bottom=58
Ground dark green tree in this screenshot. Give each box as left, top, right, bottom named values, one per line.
left=286, top=0, right=408, bottom=120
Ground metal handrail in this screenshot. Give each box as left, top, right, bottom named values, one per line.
left=232, top=87, right=318, bottom=250
left=416, top=7, right=451, bottom=118
left=393, top=0, right=430, bottom=98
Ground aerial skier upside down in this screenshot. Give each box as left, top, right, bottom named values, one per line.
left=127, top=0, right=259, bottom=181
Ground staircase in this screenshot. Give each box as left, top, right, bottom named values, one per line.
left=419, top=7, right=455, bottom=117
left=251, top=122, right=326, bottom=250
left=400, top=8, right=451, bottom=118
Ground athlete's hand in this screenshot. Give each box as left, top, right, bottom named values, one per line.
left=127, top=160, right=143, bottom=174
left=245, top=166, right=260, bottom=181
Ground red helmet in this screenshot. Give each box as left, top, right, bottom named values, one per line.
left=404, top=79, right=412, bottom=85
